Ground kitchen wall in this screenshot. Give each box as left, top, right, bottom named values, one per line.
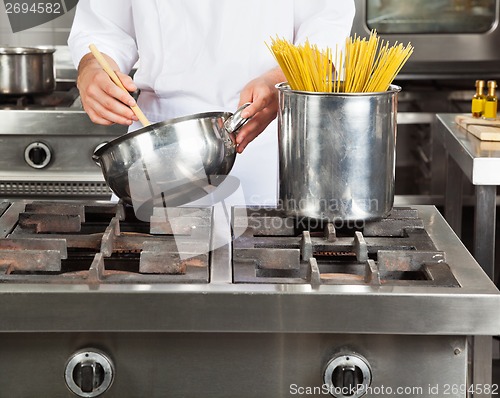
left=0, top=3, right=75, bottom=45
left=0, top=4, right=77, bottom=77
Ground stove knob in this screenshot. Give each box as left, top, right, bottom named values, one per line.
left=323, top=353, right=371, bottom=398
left=24, top=142, right=52, bottom=169
left=64, top=349, right=114, bottom=398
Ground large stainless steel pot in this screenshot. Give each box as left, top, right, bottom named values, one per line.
left=277, top=83, right=401, bottom=222
left=93, top=105, right=249, bottom=220
left=0, top=47, right=56, bottom=95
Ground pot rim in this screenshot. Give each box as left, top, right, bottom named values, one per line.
left=0, top=47, right=56, bottom=55
left=276, top=82, right=401, bottom=96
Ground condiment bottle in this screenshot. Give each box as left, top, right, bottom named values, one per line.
left=483, top=80, right=498, bottom=120
left=471, top=80, right=486, bottom=118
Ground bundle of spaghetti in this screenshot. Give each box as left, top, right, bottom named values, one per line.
left=361, top=40, right=413, bottom=92
left=267, top=31, right=413, bottom=93
left=337, top=30, right=413, bottom=93
left=341, top=31, right=380, bottom=93
left=267, top=36, right=332, bottom=92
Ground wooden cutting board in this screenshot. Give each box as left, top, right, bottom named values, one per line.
left=477, top=140, right=500, bottom=152
left=455, top=114, right=500, bottom=141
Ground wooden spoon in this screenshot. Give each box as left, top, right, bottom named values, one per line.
left=88, top=43, right=151, bottom=126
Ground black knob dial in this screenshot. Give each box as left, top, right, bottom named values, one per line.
left=65, top=350, right=114, bottom=398
left=331, top=364, right=365, bottom=396
left=30, top=147, right=47, bottom=165
left=24, top=142, right=51, bottom=169
left=73, top=361, right=106, bottom=393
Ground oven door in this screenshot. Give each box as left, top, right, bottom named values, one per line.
left=352, top=0, right=500, bottom=76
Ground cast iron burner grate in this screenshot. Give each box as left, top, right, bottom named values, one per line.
left=0, top=201, right=212, bottom=284
left=232, top=207, right=460, bottom=287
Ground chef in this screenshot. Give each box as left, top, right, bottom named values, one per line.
left=68, top=0, right=355, bottom=206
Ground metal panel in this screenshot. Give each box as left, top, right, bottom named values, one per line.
left=0, top=110, right=126, bottom=182
left=0, top=333, right=468, bottom=398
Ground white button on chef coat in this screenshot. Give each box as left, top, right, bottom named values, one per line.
left=69, top=0, right=355, bottom=206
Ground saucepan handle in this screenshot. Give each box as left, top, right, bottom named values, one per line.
left=223, top=102, right=252, bottom=134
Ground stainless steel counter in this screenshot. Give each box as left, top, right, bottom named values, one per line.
left=433, top=113, right=500, bottom=280
left=0, top=202, right=498, bottom=397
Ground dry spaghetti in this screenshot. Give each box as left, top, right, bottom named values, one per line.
left=267, top=36, right=332, bottom=92
left=267, top=31, right=413, bottom=93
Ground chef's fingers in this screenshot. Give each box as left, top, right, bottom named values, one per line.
left=82, top=90, right=137, bottom=125
left=238, top=66, right=284, bottom=119
left=97, top=70, right=137, bottom=108
left=239, top=101, right=264, bottom=119
left=82, top=96, right=136, bottom=126
left=112, top=71, right=138, bottom=104
left=238, top=86, right=275, bottom=119
left=236, top=79, right=279, bottom=152
left=81, top=70, right=139, bottom=125
left=235, top=106, right=276, bottom=153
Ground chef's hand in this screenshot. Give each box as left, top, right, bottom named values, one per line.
left=76, top=52, right=138, bottom=126
left=235, top=67, right=285, bottom=153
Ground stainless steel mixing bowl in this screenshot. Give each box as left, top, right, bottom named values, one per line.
left=93, top=104, right=250, bottom=219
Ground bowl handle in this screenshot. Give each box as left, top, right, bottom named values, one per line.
left=223, top=102, right=252, bottom=134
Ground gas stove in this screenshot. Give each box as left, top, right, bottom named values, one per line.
left=0, top=200, right=498, bottom=398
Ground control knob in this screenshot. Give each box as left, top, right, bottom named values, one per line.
left=323, top=353, right=372, bottom=398
left=64, top=349, right=114, bottom=398
left=24, top=142, right=52, bottom=169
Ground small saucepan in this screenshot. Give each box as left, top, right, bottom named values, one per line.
left=0, top=47, right=56, bottom=95
left=90, top=45, right=250, bottom=219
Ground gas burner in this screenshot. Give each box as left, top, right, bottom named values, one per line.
left=0, top=202, right=463, bottom=287
left=0, top=87, right=80, bottom=109
left=0, top=94, right=33, bottom=108
left=232, top=207, right=459, bottom=287
left=0, top=201, right=212, bottom=283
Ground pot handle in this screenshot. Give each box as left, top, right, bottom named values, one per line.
left=224, top=102, right=252, bottom=134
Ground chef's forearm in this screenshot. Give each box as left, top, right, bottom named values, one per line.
left=78, top=52, right=120, bottom=75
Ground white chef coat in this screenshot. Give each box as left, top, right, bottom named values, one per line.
left=68, top=0, right=355, bottom=206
